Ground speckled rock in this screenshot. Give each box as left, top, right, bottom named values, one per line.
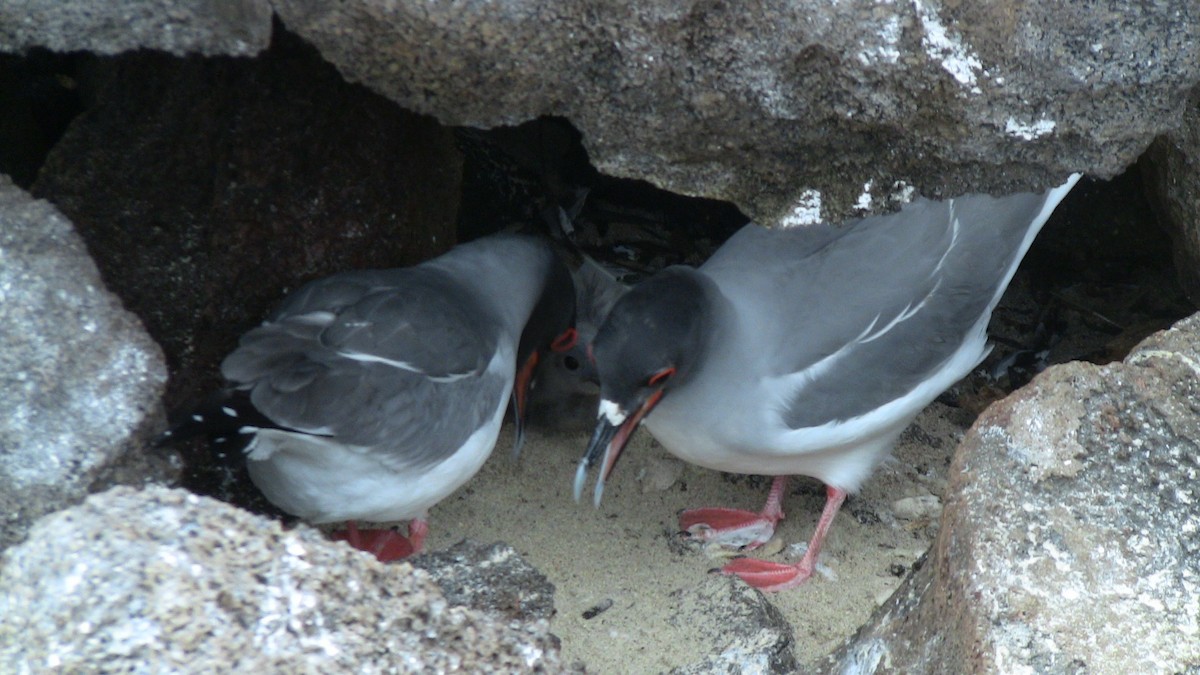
left=0, top=0, right=271, bottom=56
left=669, top=575, right=797, bottom=674
left=411, top=539, right=558, bottom=624
left=1144, top=97, right=1200, bottom=307
left=273, top=0, right=1200, bottom=224
left=0, top=176, right=170, bottom=553
left=819, top=312, right=1200, bottom=674
left=5, top=2, right=1199, bottom=225
left=0, top=486, right=568, bottom=673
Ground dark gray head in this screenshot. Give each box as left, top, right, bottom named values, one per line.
left=575, top=266, right=713, bottom=505
left=516, top=249, right=577, bottom=368
left=592, top=266, right=711, bottom=413
left=511, top=245, right=578, bottom=457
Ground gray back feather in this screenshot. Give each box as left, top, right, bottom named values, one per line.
left=703, top=186, right=1069, bottom=428
left=220, top=265, right=507, bottom=470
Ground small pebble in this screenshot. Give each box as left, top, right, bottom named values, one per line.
left=582, top=598, right=614, bottom=619
left=637, top=458, right=684, bottom=493
left=891, top=494, right=942, bottom=521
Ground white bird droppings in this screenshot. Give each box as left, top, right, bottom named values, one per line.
left=780, top=189, right=823, bottom=228
left=1005, top=117, right=1057, bottom=140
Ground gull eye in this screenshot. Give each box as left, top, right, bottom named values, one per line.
left=647, top=366, right=676, bottom=387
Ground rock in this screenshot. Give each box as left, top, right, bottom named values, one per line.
left=890, top=495, right=942, bottom=522
left=5, top=2, right=1199, bottom=224
left=639, top=457, right=685, bottom=493
left=0, top=486, right=568, bottom=673
left=33, top=31, right=463, bottom=412
left=28, top=29, right=464, bottom=517
left=1144, top=97, right=1200, bottom=306
left=818, top=312, right=1200, bottom=674
left=273, top=0, right=1200, bottom=224
left=0, top=176, right=170, bottom=553
left=410, top=539, right=558, bottom=623
left=0, top=0, right=271, bottom=56
left=668, top=575, right=797, bottom=674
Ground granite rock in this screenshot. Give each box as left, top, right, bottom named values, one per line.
left=669, top=575, right=797, bottom=674
left=411, top=539, right=558, bottom=624
left=273, top=0, right=1200, bottom=224
left=5, top=1, right=1199, bottom=225
left=0, top=176, right=170, bottom=553
left=819, top=312, right=1200, bottom=674
left=0, top=0, right=271, bottom=56
left=0, top=486, right=568, bottom=673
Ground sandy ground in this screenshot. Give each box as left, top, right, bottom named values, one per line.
left=424, top=400, right=971, bottom=672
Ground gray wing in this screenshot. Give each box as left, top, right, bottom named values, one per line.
left=220, top=268, right=507, bottom=468
left=704, top=180, right=1076, bottom=428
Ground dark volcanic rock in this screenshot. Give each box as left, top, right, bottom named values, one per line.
left=411, top=539, right=558, bottom=624
left=31, top=29, right=464, bottom=409
left=1144, top=96, right=1200, bottom=307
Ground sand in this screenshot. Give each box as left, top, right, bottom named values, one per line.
left=425, top=400, right=970, bottom=672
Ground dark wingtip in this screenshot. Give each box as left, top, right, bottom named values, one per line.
left=157, top=389, right=268, bottom=448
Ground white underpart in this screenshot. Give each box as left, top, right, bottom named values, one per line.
left=243, top=347, right=513, bottom=524
left=336, top=350, right=473, bottom=383
left=890, top=181, right=916, bottom=204
left=599, top=399, right=627, bottom=426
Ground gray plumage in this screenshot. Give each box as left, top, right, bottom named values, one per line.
left=699, top=190, right=1062, bottom=429
left=576, top=176, right=1080, bottom=590
left=222, top=269, right=505, bottom=469
left=585, top=175, right=1080, bottom=493
left=208, top=233, right=571, bottom=525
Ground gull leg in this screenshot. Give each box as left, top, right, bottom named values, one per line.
left=330, top=520, right=420, bottom=562
left=679, top=476, right=789, bottom=551
left=719, top=485, right=847, bottom=592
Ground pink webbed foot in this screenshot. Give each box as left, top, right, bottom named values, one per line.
left=718, top=557, right=814, bottom=592
left=714, top=485, right=848, bottom=593
left=679, top=476, right=790, bottom=551
left=330, top=519, right=428, bottom=563
left=679, top=508, right=780, bottom=550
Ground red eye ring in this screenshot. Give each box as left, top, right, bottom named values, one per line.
left=551, top=327, right=578, bottom=352
left=648, top=366, right=675, bottom=387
